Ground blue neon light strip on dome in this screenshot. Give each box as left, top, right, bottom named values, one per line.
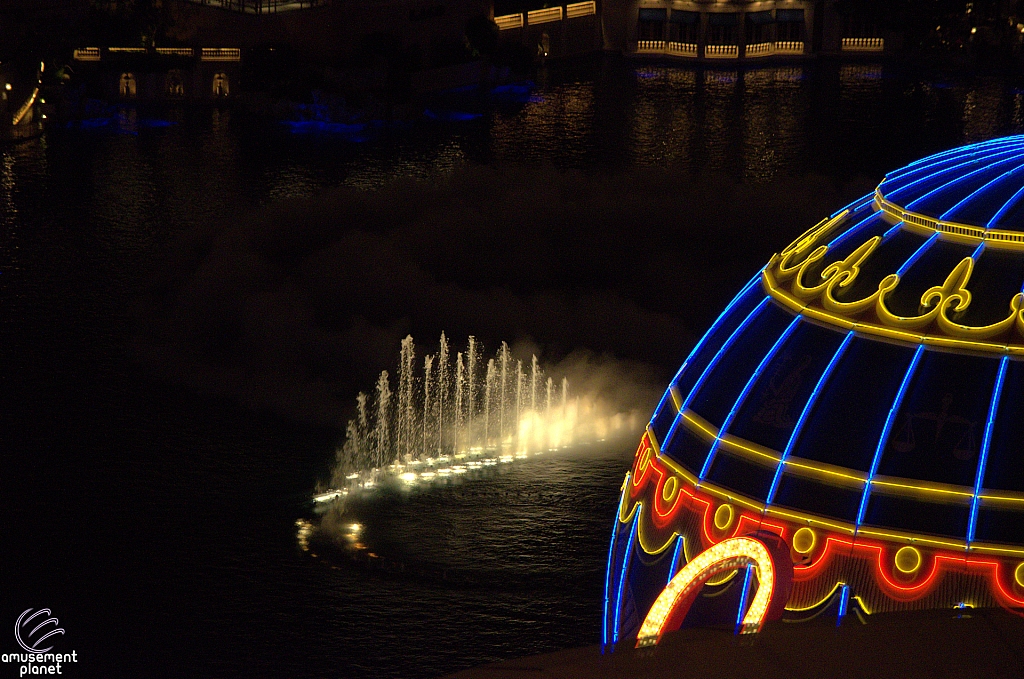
left=831, top=191, right=877, bottom=219
left=699, top=315, right=802, bottom=481
left=828, top=208, right=885, bottom=250
left=837, top=584, right=850, bottom=624
left=735, top=565, right=754, bottom=632
left=667, top=535, right=684, bottom=585
left=602, top=500, right=622, bottom=645
left=885, top=146, right=1024, bottom=200
left=986, top=180, right=1024, bottom=229
left=856, top=344, right=926, bottom=528
left=967, top=356, right=1009, bottom=546
left=885, top=137, right=1024, bottom=182
left=895, top=232, right=940, bottom=277
left=884, top=141, right=1024, bottom=193
left=663, top=296, right=772, bottom=450
left=971, top=241, right=986, bottom=259
left=651, top=273, right=764, bottom=428
left=902, top=150, right=1024, bottom=211
left=612, top=509, right=640, bottom=644
left=884, top=139, right=1011, bottom=180
left=765, top=330, right=855, bottom=505
left=882, top=220, right=905, bottom=240
left=938, top=158, right=1024, bottom=221
left=882, top=142, right=1020, bottom=188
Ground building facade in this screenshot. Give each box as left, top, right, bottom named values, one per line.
left=602, top=0, right=881, bottom=61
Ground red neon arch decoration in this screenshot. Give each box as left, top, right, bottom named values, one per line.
left=635, top=532, right=794, bottom=647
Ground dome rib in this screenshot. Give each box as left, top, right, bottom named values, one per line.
left=883, top=138, right=1024, bottom=191
left=766, top=330, right=856, bottom=505
left=939, top=158, right=1024, bottom=222
left=885, top=137, right=1023, bottom=183
left=885, top=145, right=1024, bottom=206
left=699, top=315, right=802, bottom=481
left=902, top=149, right=1024, bottom=215
left=967, top=355, right=1010, bottom=546
left=987, top=180, right=1024, bottom=228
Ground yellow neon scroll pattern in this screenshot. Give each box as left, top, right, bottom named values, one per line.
left=635, top=534, right=792, bottom=646
left=764, top=206, right=1024, bottom=354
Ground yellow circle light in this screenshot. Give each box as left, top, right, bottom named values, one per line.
left=1015, top=562, right=1024, bottom=588
left=713, top=503, right=734, bottom=531
left=792, top=527, right=816, bottom=554
left=662, top=476, right=679, bottom=503
left=894, top=546, right=922, bottom=574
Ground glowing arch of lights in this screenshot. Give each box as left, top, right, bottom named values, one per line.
left=636, top=533, right=793, bottom=647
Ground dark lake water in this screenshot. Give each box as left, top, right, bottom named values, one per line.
left=4, top=57, right=1024, bottom=678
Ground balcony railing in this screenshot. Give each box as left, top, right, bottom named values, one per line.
left=73, top=47, right=101, bottom=61
left=74, top=47, right=240, bottom=61
left=775, top=41, right=804, bottom=55
left=842, top=37, right=884, bottom=52
left=527, top=7, right=563, bottom=25
left=667, top=42, right=697, bottom=56
left=494, top=13, right=524, bottom=30
left=183, top=0, right=328, bottom=13
left=637, top=40, right=666, bottom=53
left=201, top=48, right=241, bottom=61
left=636, top=40, right=803, bottom=59
left=565, top=1, right=596, bottom=19
left=746, top=41, right=805, bottom=57
left=156, top=47, right=194, bottom=57
left=705, top=44, right=739, bottom=59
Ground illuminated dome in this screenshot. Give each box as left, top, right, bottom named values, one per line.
left=605, top=137, right=1024, bottom=647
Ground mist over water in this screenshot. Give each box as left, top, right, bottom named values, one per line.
left=7, top=58, right=1024, bottom=678
left=130, top=163, right=868, bottom=433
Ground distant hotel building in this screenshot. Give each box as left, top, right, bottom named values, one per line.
left=496, top=0, right=886, bottom=61
left=69, top=0, right=888, bottom=101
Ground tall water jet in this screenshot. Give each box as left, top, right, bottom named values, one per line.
left=437, top=333, right=450, bottom=452
left=334, top=419, right=360, bottom=483
left=499, top=343, right=510, bottom=441
left=454, top=352, right=465, bottom=452
left=484, top=359, right=496, bottom=448
left=546, top=376, right=553, bottom=447
left=422, top=354, right=434, bottom=457
left=398, top=335, right=415, bottom=461
left=561, top=377, right=568, bottom=417
left=467, top=337, right=478, bottom=447
left=561, top=377, right=569, bottom=446
left=515, top=359, right=524, bottom=439
left=357, top=391, right=369, bottom=454
left=374, top=371, right=392, bottom=467
left=531, top=355, right=539, bottom=414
